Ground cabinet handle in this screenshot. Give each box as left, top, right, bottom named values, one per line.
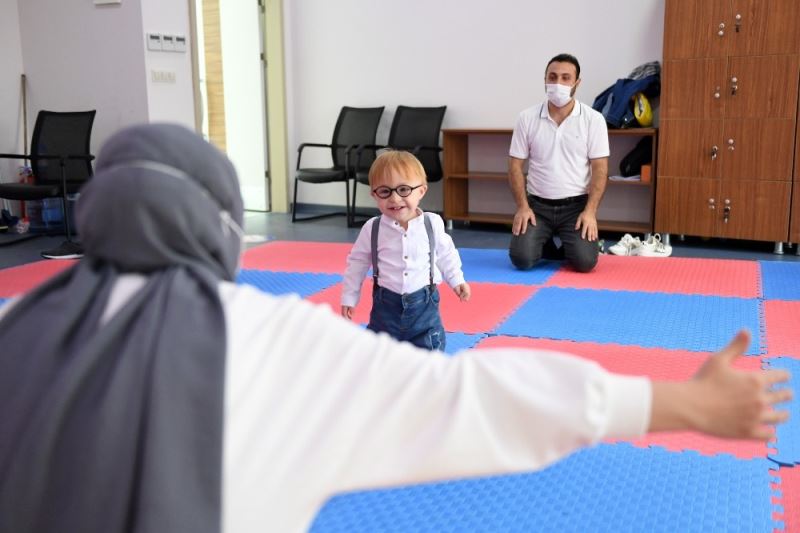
left=718, top=22, right=725, bottom=37
left=714, top=86, right=721, bottom=99
left=708, top=198, right=716, bottom=210
left=727, top=138, right=735, bottom=151
left=710, top=145, right=719, bottom=160
left=730, top=76, right=738, bottom=95
left=735, top=13, right=742, bottom=32
left=723, top=199, right=731, bottom=224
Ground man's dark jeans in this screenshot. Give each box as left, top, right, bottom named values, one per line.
left=509, top=194, right=598, bottom=273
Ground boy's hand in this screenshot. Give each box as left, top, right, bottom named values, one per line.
left=341, top=306, right=354, bottom=320
left=454, top=283, right=471, bottom=302
left=650, top=330, right=792, bottom=440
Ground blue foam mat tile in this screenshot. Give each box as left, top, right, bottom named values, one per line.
left=760, top=261, right=800, bottom=301
left=311, top=443, right=780, bottom=532
left=442, top=332, right=486, bottom=355
left=766, top=357, right=800, bottom=466
left=236, top=269, right=341, bottom=298
left=458, top=247, right=561, bottom=285
left=494, top=287, right=762, bottom=355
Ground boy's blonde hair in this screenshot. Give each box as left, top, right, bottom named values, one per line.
left=368, top=150, right=427, bottom=188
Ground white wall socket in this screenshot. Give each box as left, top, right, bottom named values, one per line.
left=151, top=70, right=176, bottom=84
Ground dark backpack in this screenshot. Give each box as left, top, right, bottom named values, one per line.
left=619, top=137, right=653, bottom=177
left=592, top=73, right=660, bottom=128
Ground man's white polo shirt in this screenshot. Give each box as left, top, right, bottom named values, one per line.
left=509, top=99, right=609, bottom=200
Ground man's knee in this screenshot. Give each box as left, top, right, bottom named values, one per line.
left=509, top=250, right=541, bottom=270
left=570, top=251, right=598, bottom=273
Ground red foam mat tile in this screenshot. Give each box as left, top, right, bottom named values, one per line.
left=0, top=259, right=76, bottom=298
left=546, top=255, right=760, bottom=298
left=778, top=466, right=800, bottom=533
left=475, top=335, right=768, bottom=459
left=438, top=282, right=538, bottom=334
left=764, top=300, right=800, bottom=358
left=309, top=282, right=538, bottom=334
left=308, top=279, right=372, bottom=324
left=241, top=241, right=354, bottom=273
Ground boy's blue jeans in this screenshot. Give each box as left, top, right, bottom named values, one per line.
left=368, top=284, right=445, bottom=351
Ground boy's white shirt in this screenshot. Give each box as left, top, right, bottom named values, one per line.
left=0, top=275, right=652, bottom=533
left=341, top=210, right=466, bottom=307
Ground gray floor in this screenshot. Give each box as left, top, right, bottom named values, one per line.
left=2, top=211, right=799, bottom=270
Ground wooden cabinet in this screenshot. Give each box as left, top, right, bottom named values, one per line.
left=442, top=128, right=658, bottom=234
left=655, top=0, right=800, bottom=245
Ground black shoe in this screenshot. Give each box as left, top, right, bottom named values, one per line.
left=41, top=240, right=83, bottom=260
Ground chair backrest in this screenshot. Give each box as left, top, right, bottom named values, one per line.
left=330, top=106, right=384, bottom=171
left=387, top=106, right=447, bottom=182
left=31, top=110, right=96, bottom=186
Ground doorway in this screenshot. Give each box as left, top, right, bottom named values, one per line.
left=191, top=0, right=271, bottom=212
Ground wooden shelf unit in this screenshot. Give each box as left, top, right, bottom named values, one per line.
left=442, top=127, right=658, bottom=233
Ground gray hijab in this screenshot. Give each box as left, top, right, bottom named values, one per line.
left=0, top=123, right=243, bottom=533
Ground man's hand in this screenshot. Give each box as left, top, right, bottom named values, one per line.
left=341, top=306, right=354, bottom=320
left=454, top=283, right=471, bottom=302
left=650, top=330, right=792, bottom=441
left=575, top=209, right=598, bottom=241
left=512, top=206, right=536, bottom=236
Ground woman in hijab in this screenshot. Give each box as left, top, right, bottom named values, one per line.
left=0, top=124, right=791, bottom=533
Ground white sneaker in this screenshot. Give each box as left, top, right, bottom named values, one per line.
left=608, top=233, right=642, bottom=256
left=634, top=233, right=672, bottom=257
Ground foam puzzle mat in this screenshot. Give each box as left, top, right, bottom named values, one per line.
left=2, top=242, right=799, bottom=530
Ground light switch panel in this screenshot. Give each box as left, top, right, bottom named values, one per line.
left=146, top=33, right=162, bottom=51
left=161, top=34, right=175, bottom=52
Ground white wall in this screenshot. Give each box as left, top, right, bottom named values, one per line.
left=16, top=0, right=150, bottom=157
left=0, top=0, right=24, bottom=183
left=284, top=0, right=665, bottom=212
left=141, top=0, right=196, bottom=128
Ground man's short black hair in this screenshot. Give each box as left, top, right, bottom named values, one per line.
left=546, top=53, right=580, bottom=79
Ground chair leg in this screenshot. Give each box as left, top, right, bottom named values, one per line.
left=345, top=179, right=351, bottom=226
left=291, top=177, right=299, bottom=222
left=60, top=193, right=74, bottom=243
left=349, top=179, right=358, bottom=227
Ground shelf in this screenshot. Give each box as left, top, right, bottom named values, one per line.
left=607, top=127, right=657, bottom=136
left=607, top=179, right=652, bottom=187
left=598, top=220, right=652, bottom=233
left=447, top=172, right=507, bottom=181
left=442, top=128, right=658, bottom=235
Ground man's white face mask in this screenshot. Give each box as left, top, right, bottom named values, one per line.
left=545, top=83, right=574, bottom=108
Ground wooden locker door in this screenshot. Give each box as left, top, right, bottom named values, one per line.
left=721, top=119, right=795, bottom=181
left=663, top=0, right=729, bottom=59
left=655, top=177, right=717, bottom=237
left=717, top=180, right=791, bottom=241
left=790, top=183, right=800, bottom=243
left=729, top=0, right=800, bottom=56
left=661, top=59, right=727, bottom=119
left=791, top=105, right=800, bottom=243
left=658, top=120, right=722, bottom=179
left=725, top=55, right=800, bottom=119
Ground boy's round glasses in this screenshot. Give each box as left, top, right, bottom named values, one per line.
left=372, top=184, right=423, bottom=199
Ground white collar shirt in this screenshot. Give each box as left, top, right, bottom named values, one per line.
left=509, top=99, right=609, bottom=199
left=341, top=211, right=466, bottom=307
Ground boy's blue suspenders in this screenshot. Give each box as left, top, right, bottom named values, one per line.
left=371, top=214, right=435, bottom=290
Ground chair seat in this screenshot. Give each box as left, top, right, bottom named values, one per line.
left=296, top=168, right=347, bottom=183
left=354, top=171, right=369, bottom=185
left=0, top=183, right=61, bottom=201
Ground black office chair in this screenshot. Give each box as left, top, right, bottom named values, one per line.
left=292, top=106, right=384, bottom=222
left=0, top=110, right=96, bottom=259
left=349, top=105, right=446, bottom=227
